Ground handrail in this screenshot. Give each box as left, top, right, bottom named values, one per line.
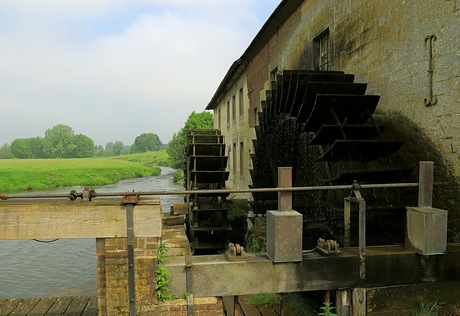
left=0, top=181, right=456, bottom=200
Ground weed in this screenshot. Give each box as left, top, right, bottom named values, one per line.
left=156, top=243, right=179, bottom=302
left=245, top=231, right=266, bottom=253
left=318, top=301, right=337, bottom=316
left=227, top=206, right=248, bottom=223
left=410, top=300, right=443, bottom=316
left=247, top=293, right=280, bottom=308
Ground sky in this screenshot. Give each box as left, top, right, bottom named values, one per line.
left=0, top=0, right=281, bottom=147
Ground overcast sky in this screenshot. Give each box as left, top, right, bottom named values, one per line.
left=0, top=0, right=281, bottom=147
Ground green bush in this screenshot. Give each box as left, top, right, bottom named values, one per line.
left=173, top=168, right=184, bottom=183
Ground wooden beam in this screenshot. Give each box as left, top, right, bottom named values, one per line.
left=0, top=198, right=161, bottom=239
left=165, top=245, right=460, bottom=297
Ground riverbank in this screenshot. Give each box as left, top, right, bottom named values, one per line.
left=0, top=151, right=170, bottom=192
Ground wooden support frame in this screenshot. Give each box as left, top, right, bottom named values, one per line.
left=0, top=198, right=161, bottom=239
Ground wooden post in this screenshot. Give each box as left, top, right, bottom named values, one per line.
left=278, top=167, right=293, bottom=211
left=344, top=198, right=351, bottom=247
left=418, top=161, right=434, bottom=208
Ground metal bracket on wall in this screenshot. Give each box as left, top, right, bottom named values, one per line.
left=123, top=194, right=139, bottom=316
left=424, top=35, right=437, bottom=106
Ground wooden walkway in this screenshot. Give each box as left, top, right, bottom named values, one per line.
left=235, top=296, right=296, bottom=316
left=0, top=296, right=97, bottom=316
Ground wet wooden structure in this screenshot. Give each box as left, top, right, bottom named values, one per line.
left=185, top=129, right=231, bottom=250
left=0, top=296, right=97, bottom=316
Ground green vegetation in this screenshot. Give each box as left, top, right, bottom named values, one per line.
left=410, top=300, right=442, bottom=316
left=227, top=206, right=248, bottom=223
left=130, top=132, right=162, bottom=154
left=247, top=294, right=280, bottom=308
left=173, top=168, right=184, bottom=183
left=318, top=301, right=337, bottom=316
left=114, top=150, right=171, bottom=166
left=3, top=123, right=164, bottom=159
left=285, top=293, right=318, bottom=316
left=245, top=231, right=266, bottom=253
left=156, top=243, right=179, bottom=302
left=0, top=155, right=160, bottom=192
left=167, top=111, right=214, bottom=169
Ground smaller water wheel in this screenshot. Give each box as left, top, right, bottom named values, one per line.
left=184, top=129, right=231, bottom=252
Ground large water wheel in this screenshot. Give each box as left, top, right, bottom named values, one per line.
left=250, top=70, right=417, bottom=248
left=184, top=129, right=231, bottom=252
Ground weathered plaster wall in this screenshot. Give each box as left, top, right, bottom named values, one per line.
left=242, top=0, right=460, bottom=228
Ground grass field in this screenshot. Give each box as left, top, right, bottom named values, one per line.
left=0, top=151, right=171, bottom=192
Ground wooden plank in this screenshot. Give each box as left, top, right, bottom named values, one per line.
left=45, top=296, right=74, bottom=315
left=80, top=296, right=98, bottom=316
left=0, top=298, right=23, bottom=315
left=258, top=306, right=279, bottom=316
left=0, top=198, right=161, bottom=239
left=238, top=297, right=261, bottom=316
left=28, top=297, right=58, bottom=316
left=9, top=297, right=41, bottom=314
left=63, top=296, right=90, bottom=315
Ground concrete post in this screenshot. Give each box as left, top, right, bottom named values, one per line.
left=267, top=167, right=302, bottom=263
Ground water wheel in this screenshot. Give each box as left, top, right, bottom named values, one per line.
left=250, top=70, right=417, bottom=248
left=184, top=129, right=231, bottom=252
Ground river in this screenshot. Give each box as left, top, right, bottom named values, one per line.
left=0, top=166, right=184, bottom=299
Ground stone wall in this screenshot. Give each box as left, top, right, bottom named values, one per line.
left=242, top=0, right=460, bottom=230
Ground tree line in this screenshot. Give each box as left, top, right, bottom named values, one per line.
left=0, top=124, right=162, bottom=159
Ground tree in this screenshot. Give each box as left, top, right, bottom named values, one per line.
left=105, top=142, right=114, bottom=150
left=183, top=111, right=214, bottom=130
left=167, top=132, right=185, bottom=169
left=131, top=133, right=162, bottom=153
left=26, top=137, right=46, bottom=158
left=167, top=111, right=214, bottom=169
left=0, top=144, right=14, bottom=159
left=11, top=139, right=32, bottom=158
left=112, top=141, right=125, bottom=156
left=69, top=134, right=94, bottom=158
left=43, top=124, right=75, bottom=158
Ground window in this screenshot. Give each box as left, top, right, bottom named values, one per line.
left=240, top=142, right=244, bottom=177
left=270, top=67, right=278, bottom=82
left=226, top=100, right=230, bottom=124
left=232, top=95, right=236, bottom=121
left=314, top=29, right=330, bottom=70
left=233, top=143, right=237, bottom=187
left=218, top=109, right=221, bottom=129
left=239, top=88, right=244, bottom=118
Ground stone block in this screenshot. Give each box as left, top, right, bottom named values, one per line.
left=171, top=202, right=191, bottom=215
left=266, top=210, right=303, bottom=262
left=406, top=206, right=448, bottom=255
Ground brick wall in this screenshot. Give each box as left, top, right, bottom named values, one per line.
left=96, top=237, right=158, bottom=315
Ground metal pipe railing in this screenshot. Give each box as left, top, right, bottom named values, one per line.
left=1, top=181, right=456, bottom=200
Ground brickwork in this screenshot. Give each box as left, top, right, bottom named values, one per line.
left=96, top=237, right=158, bottom=315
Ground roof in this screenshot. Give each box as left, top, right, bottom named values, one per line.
left=206, top=0, right=305, bottom=110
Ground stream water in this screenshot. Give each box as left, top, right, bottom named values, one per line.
left=0, top=166, right=184, bottom=299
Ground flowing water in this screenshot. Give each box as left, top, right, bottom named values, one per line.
left=0, top=166, right=184, bottom=299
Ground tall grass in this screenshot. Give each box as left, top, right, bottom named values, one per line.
left=0, top=152, right=167, bottom=192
